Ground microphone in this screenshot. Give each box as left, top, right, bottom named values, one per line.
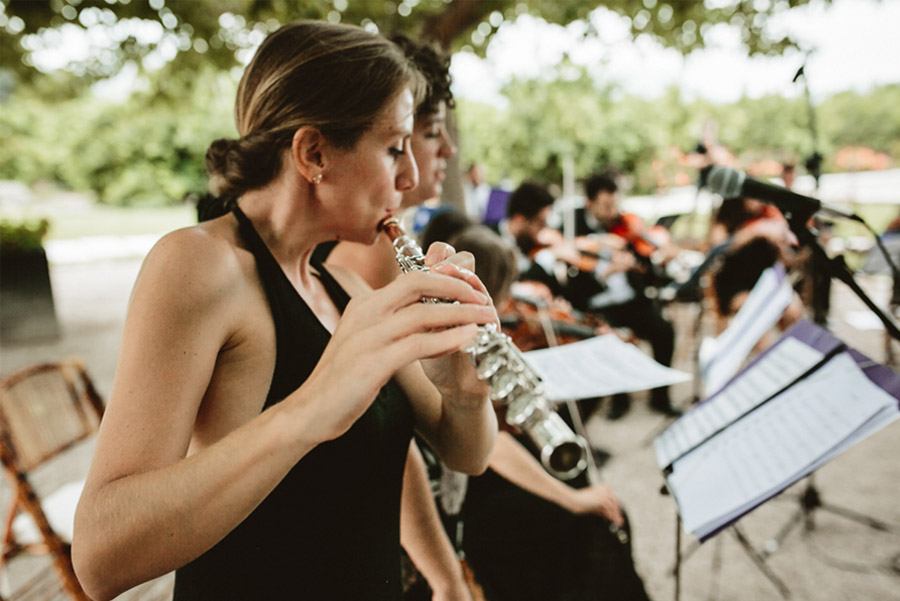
left=702, top=165, right=859, bottom=224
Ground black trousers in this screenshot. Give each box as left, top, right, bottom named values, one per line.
left=599, top=296, right=675, bottom=404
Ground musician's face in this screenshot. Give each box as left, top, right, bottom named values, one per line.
left=507, top=206, right=549, bottom=245
left=588, top=190, right=618, bottom=223
left=402, top=102, right=456, bottom=208
left=323, top=89, right=418, bottom=243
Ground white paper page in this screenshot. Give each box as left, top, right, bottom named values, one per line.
left=705, top=403, right=900, bottom=536
left=666, top=353, right=897, bottom=538
left=802, top=405, right=899, bottom=476
left=655, top=337, right=824, bottom=468
left=843, top=310, right=885, bottom=331
left=523, top=334, right=692, bottom=402
left=699, top=264, right=794, bottom=396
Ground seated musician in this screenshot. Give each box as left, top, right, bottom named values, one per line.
left=502, top=178, right=679, bottom=418
left=710, top=195, right=803, bottom=338
left=447, top=224, right=653, bottom=601
left=498, top=182, right=605, bottom=305
left=576, top=174, right=680, bottom=418
left=197, top=33, right=475, bottom=600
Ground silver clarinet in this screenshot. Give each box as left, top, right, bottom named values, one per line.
left=380, top=218, right=588, bottom=480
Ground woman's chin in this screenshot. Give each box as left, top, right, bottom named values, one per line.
left=402, top=186, right=439, bottom=208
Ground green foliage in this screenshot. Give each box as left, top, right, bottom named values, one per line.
left=3, top=56, right=896, bottom=204
left=457, top=72, right=899, bottom=193
left=0, top=67, right=236, bottom=206
left=0, top=218, right=49, bottom=251
left=820, top=85, right=900, bottom=159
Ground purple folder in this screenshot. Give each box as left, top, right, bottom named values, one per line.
left=482, top=188, right=511, bottom=226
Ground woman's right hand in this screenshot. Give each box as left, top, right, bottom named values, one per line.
left=301, top=270, right=496, bottom=442
left=565, top=484, right=624, bottom=526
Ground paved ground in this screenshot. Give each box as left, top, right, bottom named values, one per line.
left=1, top=248, right=898, bottom=601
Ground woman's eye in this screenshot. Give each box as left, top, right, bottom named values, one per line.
left=389, top=146, right=406, bottom=158
left=424, top=128, right=441, bottom=139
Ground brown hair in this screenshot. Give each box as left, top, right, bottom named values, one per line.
left=449, top=225, right=517, bottom=305
left=390, top=34, right=453, bottom=118
left=206, top=21, right=424, bottom=199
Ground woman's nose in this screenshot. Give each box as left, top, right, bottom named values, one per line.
left=439, top=127, right=456, bottom=158
left=397, top=140, right=419, bottom=192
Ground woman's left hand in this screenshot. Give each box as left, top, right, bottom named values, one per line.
left=567, top=484, right=624, bottom=527
left=431, top=577, right=474, bottom=601
left=420, top=242, right=497, bottom=409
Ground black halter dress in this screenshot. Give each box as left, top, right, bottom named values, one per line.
left=173, top=206, right=414, bottom=600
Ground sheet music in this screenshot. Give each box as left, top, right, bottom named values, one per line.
left=523, top=334, right=691, bottom=402
left=666, top=352, right=898, bottom=538
left=699, top=264, right=794, bottom=396
left=655, top=337, right=824, bottom=468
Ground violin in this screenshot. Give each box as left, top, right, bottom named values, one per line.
left=608, top=212, right=672, bottom=262
left=528, top=228, right=626, bottom=274
left=499, top=282, right=606, bottom=351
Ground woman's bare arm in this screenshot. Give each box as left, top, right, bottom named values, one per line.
left=73, top=230, right=327, bottom=599
left=489, top=433, right=622, bottom=525
left=73, top=230, right=496, bottom=600
left=327, top=236, right=399, bottom=290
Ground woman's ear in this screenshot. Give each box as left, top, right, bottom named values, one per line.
left=290, top=126, right=326, bottom=185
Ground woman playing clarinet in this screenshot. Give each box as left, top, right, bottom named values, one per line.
left=72, top=21, right=497, bottom=601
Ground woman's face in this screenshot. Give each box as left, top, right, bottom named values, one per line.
left=402, top=101, right=456, bottom=208
left=321, top=88, right=419, bottom=243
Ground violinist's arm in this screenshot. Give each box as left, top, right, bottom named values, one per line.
left=400, top=443, right=470, bottom=600
left=488, top=433, right=622, bottom=524
left=590, top=233, right=627, bottom=252
left=596, top=250, right=635, bottom=279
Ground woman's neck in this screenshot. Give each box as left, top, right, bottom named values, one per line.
left=237, top=175, right=330, bottom=286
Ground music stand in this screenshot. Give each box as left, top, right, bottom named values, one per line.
left=666, top=490, right=793, bottom=601
left=664, top=229, right=900, bottom=599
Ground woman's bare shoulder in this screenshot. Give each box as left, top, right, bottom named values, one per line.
left=137, top=217, right=254, bottom=306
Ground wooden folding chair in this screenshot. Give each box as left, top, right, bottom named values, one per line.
left=0, top=360, right=104, bottom=601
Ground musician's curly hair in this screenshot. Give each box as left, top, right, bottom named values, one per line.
left=391, top=34, right=454, bottom=117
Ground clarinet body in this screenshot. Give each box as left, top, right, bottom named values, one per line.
left=380, top=218, right=588, bottom=480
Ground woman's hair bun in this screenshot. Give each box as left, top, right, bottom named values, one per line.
left=205, top=134, right=283, bottom=199
left=205, top=138, right=242, bottom=198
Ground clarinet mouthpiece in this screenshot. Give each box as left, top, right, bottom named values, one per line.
left=378, top=217, right=403, bottom=240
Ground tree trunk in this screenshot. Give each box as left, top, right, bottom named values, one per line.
left=441, top=108, right=466, bottom=212
left=421, top=1, right=499, bottom=214
left=420, top=0, right=498, bottom=49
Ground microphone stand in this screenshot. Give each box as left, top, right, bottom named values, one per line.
left=792, top=57, right=832, bottom=325
left=786, top=209, right=900, bottom=340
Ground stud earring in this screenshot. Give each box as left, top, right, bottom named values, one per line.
left=311, top=173, right=323, bottom=185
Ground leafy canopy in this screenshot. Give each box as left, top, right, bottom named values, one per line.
left=3, top=0, right=826, bottom=83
